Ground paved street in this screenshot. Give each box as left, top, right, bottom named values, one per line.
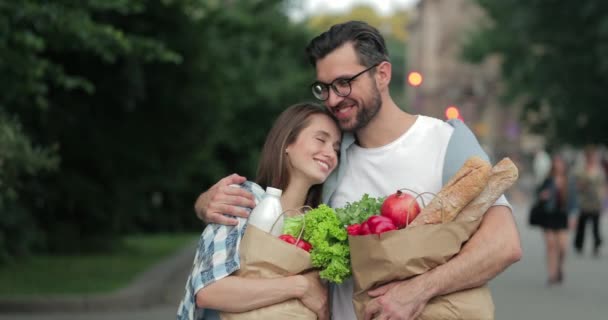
left=2, top=183, right=607, bottom=320
left=0, top=249, right=191, bottom=320
left=492, top=190, right=608, bottom=320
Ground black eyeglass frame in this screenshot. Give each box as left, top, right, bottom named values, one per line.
left=311, top=63, right=380, bottom=101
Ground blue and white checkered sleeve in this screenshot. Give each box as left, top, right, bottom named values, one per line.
left=192, top=218, right=247, bottom=291
left=177, top=216, right=247, bottom=320
left=176, top=181, right=264, bottom=320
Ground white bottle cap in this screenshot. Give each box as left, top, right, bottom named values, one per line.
left=266, top=187, right=282, bottom=196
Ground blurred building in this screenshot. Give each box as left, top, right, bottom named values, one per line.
left=406, top=0, right=524, bottom=159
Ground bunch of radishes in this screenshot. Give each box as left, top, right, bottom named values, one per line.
left=347, top=190, right=421, bottom=236
left=277, top=234, right=312, bottom=252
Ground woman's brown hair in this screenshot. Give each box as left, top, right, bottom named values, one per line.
left=255, top=102, right=338, bottom=207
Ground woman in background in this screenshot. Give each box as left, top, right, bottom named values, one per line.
left=536, top=154, right=578, bottom=286
left=574, top=145, right=606, bottom=257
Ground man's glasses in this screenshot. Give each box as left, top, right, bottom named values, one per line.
left=311, top=63, right=379, bottom=101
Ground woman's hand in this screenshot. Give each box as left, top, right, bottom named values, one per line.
left=297, top=271, right=329, bottom=320
left=194, top=174, right=256, bottom=225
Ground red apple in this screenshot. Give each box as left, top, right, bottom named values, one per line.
left=380, top=190, right=421, bottom=228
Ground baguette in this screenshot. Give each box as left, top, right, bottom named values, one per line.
left=408, top=156, right=491, bottom=227
left=455, top=158, right=519, bottom=222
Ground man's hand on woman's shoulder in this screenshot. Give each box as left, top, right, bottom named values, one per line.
left=195, top=173, right=256, bottom=225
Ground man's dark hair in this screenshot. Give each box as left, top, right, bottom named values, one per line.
left=305, top=21, right=390, bottom=68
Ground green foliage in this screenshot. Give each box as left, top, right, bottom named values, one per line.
left=0, top=0, right=313, bottom=259
left=463, top=0, right=608, bottom=146
left=0, top=232, right=197, bottom=295
left=283, top=204, right=350, bottom=283
left=0, top=114, right=58, bottom=263
left=334, top=194, right=384, bottom=226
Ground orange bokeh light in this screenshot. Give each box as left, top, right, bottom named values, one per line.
left=445, top=106, right=460, bottom=120
left=407, top=71, right=423, bottom=87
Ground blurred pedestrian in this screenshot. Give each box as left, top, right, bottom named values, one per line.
left=574, top=145, right=606, bottom=257
left=533, top=147, right=552, bottom=187
left=535, top=153, right=578, bottom=285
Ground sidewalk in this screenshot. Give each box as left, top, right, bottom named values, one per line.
left=0, top=240, right=196, bottom=317
left=492, top=190, right=608, bottom=320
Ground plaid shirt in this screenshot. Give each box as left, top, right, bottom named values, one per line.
left=177, top=181, right=264, bottom=320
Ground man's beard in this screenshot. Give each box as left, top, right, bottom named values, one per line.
left=339, top=88, right=382, bottom=133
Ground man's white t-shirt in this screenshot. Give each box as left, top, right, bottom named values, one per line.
left=328, top=115, right=508, bottom=319
left=331, top=115, right=452, bottom=209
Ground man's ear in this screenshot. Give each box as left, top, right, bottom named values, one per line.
left=375, top=61, right=392, bottom=89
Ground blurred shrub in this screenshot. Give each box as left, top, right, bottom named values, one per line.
left=0, top=0, right=312, bottom=257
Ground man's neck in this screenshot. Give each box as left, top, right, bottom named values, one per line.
left=355, top=97, right=417, bottom=148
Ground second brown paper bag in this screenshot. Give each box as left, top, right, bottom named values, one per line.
left=350, top=218, right=494, bottom=320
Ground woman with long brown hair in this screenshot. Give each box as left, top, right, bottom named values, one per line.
left=177, top=102, right=341, bottom=320
left=536, top=154, right=578, bottom=285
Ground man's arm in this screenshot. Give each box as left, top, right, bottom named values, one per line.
left=365, top=206, right=521, bottom=320
left=195, top=174, right=256, bottom=225
left=419, top=205, right=521, bottom=293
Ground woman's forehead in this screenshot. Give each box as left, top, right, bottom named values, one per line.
left=304, top=114, right=339, bottom=134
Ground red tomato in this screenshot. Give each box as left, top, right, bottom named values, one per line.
left=346, top=223, right=362, bottom=236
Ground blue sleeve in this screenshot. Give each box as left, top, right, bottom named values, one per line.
left=442, top=119, right=490, bottom=184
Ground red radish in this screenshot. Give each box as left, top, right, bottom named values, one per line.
left=346, top=223, right=362, bottom=236
left=279, top=234, right=312, bottom=252
left=365, top=215, right=393, bottom=229
left=359, top=221, right=372, bottom=235
left=364, top=215, right=397, bottom=234
left=295, top=239, right=313, bottom=252
left=279, top=234, right=296, bottom=244
left=381, top=190, right=421, bottom=228
left=372, top=221, right=397, bottom=234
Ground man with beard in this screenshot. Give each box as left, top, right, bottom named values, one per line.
left=194, top=21, right=522, bottom=319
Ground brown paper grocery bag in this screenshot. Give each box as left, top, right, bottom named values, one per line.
left=220, top=224, right=318, bottom=320
left=350, top=218, right=494, bottom=320
left=418, top=285, right=494, bottom=320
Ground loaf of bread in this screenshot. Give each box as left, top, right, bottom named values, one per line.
left=455, top=158, right=519, bottom=222
left=408, top=156, right=492, bottom=227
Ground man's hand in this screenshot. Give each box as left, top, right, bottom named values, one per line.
left=298, top=271, right=329, bottom=320
left=194, top=174, right=256, bottom=225
left=364, top=279, right=429, bottom=320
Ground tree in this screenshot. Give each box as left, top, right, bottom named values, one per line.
left=0, top=0, right=179, bottom=258
left=1, top=0, right=313, bottom=258
left=0, top=113, right=58, bottom=262
left=463, top=0, right=608, bottom=146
